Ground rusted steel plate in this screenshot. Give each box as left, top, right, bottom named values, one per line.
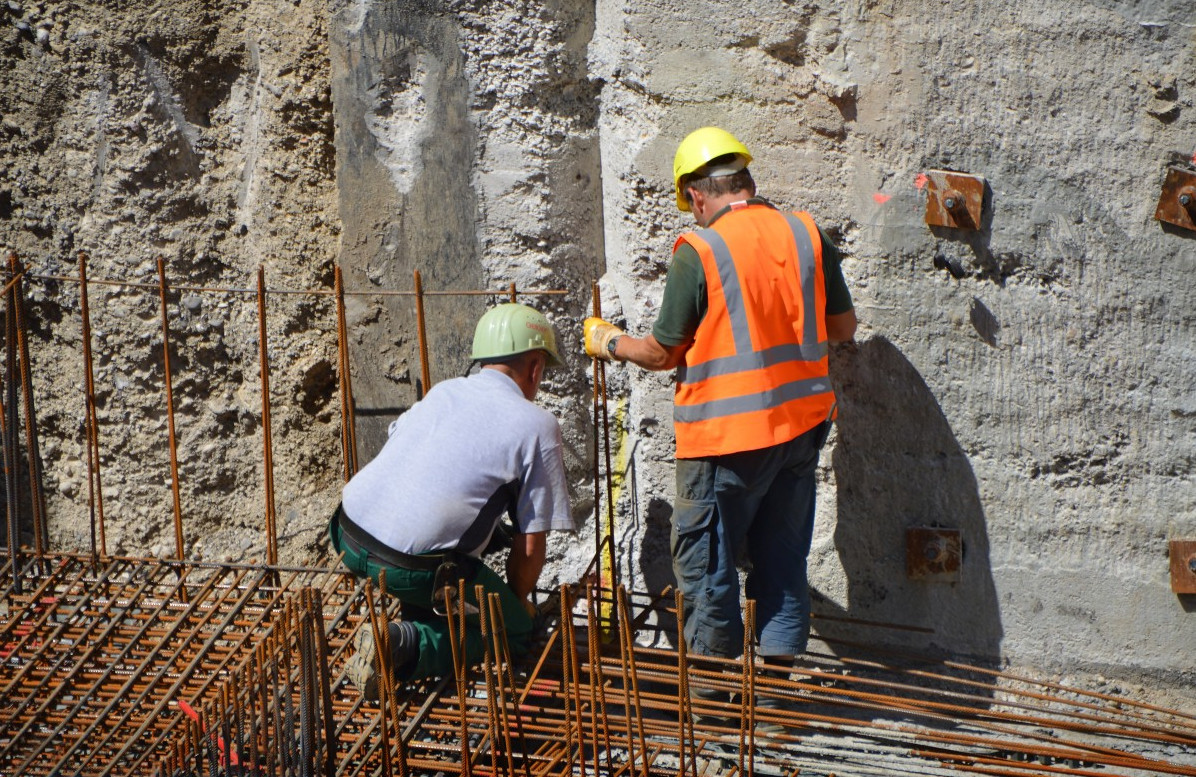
left=1154, top=165, right=1196, bottom=232
left=924, top=170, right=985, bottom=230
left=906, top=527, right=962, bottom=582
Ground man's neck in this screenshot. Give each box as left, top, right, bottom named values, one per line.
left=696, top=191, right=758, bottom=227
left=483, top=362, right=538, bottom=401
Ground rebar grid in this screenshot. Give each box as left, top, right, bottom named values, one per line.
left=2, top=556, right=1194, bottom=776
left=0, top=554, right=365, bottom=776
left=1, top=260, right=1194, bottom=775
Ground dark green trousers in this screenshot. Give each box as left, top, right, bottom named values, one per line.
left=329, top=517, right=533, bottom=680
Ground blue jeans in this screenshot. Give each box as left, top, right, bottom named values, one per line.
left=671, top=422, right=826, bottom=658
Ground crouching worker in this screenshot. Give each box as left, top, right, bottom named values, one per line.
left=330, top=303, right=575, bottom=699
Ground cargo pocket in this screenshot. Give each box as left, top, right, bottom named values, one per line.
left=671, top=499, right=718, bottom=584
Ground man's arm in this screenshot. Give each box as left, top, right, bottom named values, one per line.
left=826, top=310, right=857, bottom=343
left=611, top=334, right=690, bottom=371
left=506, top=531, right=547, bottom=604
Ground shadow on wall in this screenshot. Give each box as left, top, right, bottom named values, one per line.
left=331, top=1, right=485, bottom=462
left=822, top=336, right=1003, bottom=664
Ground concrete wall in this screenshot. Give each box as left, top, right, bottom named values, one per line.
left=0, top=0, right=1192, bottom=696
left=0, top=0, right=345, bottom=564
left=590, top=0, right=1196, bottom=684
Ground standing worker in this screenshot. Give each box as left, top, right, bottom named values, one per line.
left=584, top=127, right=857, bottom=718
left=332, top=303, right=575, bottom=699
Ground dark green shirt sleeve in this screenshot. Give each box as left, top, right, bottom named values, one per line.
left=820, top=228, right=854, bottom=316
left=651, top=225, right=853, bottom=346
left=651, top=242, right=705, bottom=347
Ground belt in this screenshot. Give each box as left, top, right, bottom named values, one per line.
left=336, top=505, right=447, bottom=572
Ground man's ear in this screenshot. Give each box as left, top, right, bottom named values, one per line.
left=531, top=351, right=545, bottom=384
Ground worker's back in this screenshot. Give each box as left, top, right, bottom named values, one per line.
left=341, top=368, right=572, bottom=556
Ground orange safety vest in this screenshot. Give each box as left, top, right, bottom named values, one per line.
left=673, top=202, right=835, bottom=458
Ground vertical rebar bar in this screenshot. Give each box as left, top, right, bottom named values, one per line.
left=334, top=267, right=358, bottom=479
left=562, top=583, right=587, bottom=777
left=591, top=281, right=619, bottom=629
left=508, top=282, right=517, bottom=303
left=615, top=586, right=650, bottom=777
left=306, top=588, right=338, bottom=777
left=488, top=590, right=532, bottom=777
left=156, top=257, right=185, bottom=559
left=413, top=269, right=431, bottom=399
left=589, top=284, right=603, bottom=592
left=11, top=254, right=46, bottom=557
left=585, top=583, right=614, bottom=774
left=380, top=570, right=411, bottom=777
left=77, top=252, right=106, bottom=559
left=444, top=577, right=473, bottom=777
left=363, top=579, right=394, bottom=777
left=4, top=254, right=21, bottom=592
left=742, top=599, right=757, bottom=776
left=674, top=588, right=696, bottom=777
left=256, top=267, right=279, bottom=566
left=475, top=585, right=503, bottom=777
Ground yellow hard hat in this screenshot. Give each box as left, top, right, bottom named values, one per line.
left=672, top=127, right=752, bottom=212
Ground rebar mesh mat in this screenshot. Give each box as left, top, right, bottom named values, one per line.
left=2, top=554, right=1195, bottom=777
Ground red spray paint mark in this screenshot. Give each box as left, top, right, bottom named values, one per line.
left=178, top=700, right=240, bottom=766
left=873, top=193, right=891, bottom=204
left=914, top=173, right=929, bottom=190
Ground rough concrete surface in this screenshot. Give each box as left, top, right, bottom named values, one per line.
left=0, top=0, right=1193, bottom=708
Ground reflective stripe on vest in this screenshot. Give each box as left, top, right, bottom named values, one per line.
left=673, top=206, right=833, bottom=457
left=678, top=212, right=825, bottom=386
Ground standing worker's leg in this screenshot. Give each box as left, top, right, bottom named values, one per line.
left=672, top=455, right=772, bottom=658
left=745, top=425, right=824, bottom=658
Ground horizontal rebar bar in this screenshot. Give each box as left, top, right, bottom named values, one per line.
left=14, top=270, right=569, bottom=298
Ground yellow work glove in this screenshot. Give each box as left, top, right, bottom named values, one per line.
left=583, top=317, right=626, bottom=361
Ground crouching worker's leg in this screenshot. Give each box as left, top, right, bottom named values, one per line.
left=345, top=619, right=419, bottom=702
left=400, top=563, right=535, bottom=681
left=345, top=563, right=535, bottom=698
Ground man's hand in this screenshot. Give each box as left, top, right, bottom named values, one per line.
left=584, top=317, right=625, bottom=360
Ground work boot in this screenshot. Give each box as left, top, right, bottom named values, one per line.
left=689, top=684, right=737, bottom=729
left=345, top=619, right=418, bottom=702
left=753, top=692, right=797, bottom=739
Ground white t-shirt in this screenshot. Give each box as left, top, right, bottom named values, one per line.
left=341, top=368, right=574, bottom=557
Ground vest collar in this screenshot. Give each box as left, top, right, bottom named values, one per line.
left=706, top=196, right=776, bottom=226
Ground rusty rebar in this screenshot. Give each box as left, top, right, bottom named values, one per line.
left=3, top=254, right=21, bottom=593
left=256, top=267, right=279, bottom=566
left=334, top=266, right=359, bottom=480
left=77, top=252, right=106, bottom=559
left=10, top=254, right=47, bottom=557
left=155, top=258, right=185, bottom=559
left=22, top=269, right=570, bottom=299
left=413, top=269, right=431, bottom=398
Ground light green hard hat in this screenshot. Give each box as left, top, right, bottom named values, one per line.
left=471, top=303, right=565, bottom=367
